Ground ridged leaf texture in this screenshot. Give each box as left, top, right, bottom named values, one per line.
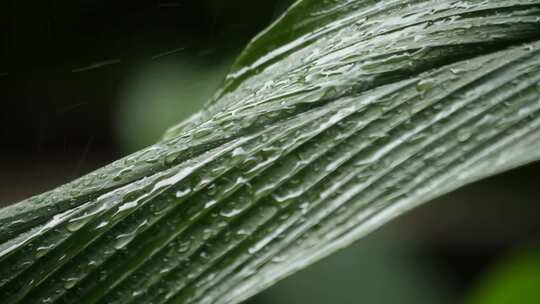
left=2, top=0, right=540, bottom=303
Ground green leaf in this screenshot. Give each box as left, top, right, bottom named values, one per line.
left=2, top=0, right=540, bottom=303
left=465, top=248, right=540, bottom=304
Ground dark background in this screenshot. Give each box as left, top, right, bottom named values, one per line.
left=1, top=1, right=539, bottom=303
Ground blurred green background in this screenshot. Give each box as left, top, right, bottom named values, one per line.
left=1, top=1, right=539, bottom=303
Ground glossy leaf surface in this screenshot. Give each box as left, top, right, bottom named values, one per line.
left=2, top=1, right=540, bottom=303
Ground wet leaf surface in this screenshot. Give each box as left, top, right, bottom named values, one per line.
left=2, top=1, right=540, bottom=303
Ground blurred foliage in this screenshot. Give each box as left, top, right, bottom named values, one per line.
left=464, top=247, right=540, bottom=304
left=110, top=0, right=295, bottom=152
left=1, top=0, right=295, bottom=155
left=116, top=55, right=232, bottom=152
left=250, top=231, right=451, bottom=304
left=0, top=0, right=295, bottom=204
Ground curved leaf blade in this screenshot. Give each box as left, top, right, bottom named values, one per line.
left=2, top=1, right=540, bottom=304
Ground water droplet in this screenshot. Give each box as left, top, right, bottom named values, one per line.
left=219, top=206, right=243, bottom=218
left=66, top=217, right=91, bottom=232
left=457, top=129, right=472, bottom=142
left=237, top=229, right=249, bottom=236
left=36, top=244, right=55, bottom=257
left=232, top=147, right=247, bottom=157
left=299, top=202, right=309, bottom=214
left=175, top=187, right=192, bottom=198
left=115, top=233, right=136, bottom=250
left=96, top=220, right=109, bottom=229
left=271, top=255, right=286, bottom=263
left=64, top=278, right=78, bottom=289
left=116, top=201, right=138, bottom=214
left=164, top=153, right=179, bottom=165
left=204, top=200, right=218, bottom=209
left=177, top=241, right=191, bottom=253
